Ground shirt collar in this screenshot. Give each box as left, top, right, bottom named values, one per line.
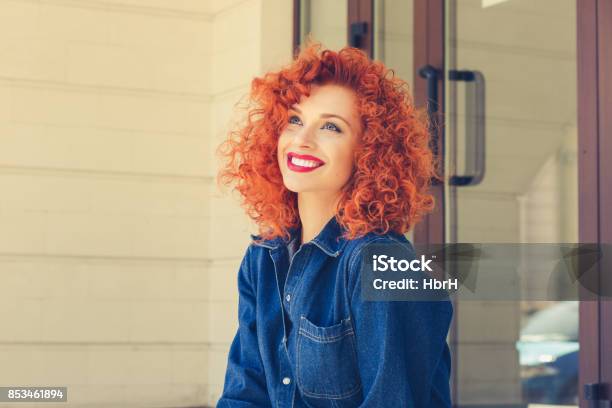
left=251, top=216, right=348, bottom=257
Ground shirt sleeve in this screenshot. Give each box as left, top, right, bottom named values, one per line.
left=348, top=239, right=454, bottom=407
left=217, top=246, right=273, bottom=408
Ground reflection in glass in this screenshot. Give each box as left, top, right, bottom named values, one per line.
left=299, top=0, right=348, bottom=51
left=517, top=301, right=579, bottom=405
left=373, top=0, right=413, bottom=87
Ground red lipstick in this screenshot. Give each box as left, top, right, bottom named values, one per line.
left=287, top=152, right=325, bottom=173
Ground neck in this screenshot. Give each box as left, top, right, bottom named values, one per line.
left=298, top=191, right=341, bottom=243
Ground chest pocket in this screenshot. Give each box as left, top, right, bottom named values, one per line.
left=296, top=315, right=363, bottom=407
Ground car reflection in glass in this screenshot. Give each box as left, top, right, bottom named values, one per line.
left=516, top=301, right=579, bottom=405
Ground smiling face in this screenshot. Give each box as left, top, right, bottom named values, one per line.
left=277, top=83, right=361, bottom=196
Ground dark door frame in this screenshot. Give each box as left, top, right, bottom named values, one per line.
left=597, top=0, right=612, bottom=401
left=577, top=3, right=600, bottom=407
left=580, top=0, right=612, bottom=407
left=292, top=0, right=611, bottom=406
left=412, top=0, right=445, bottom=245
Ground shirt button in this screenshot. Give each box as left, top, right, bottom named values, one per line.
left=285, top=294, right=291, bottom=302
left=282, top=377, right=291, bottom=385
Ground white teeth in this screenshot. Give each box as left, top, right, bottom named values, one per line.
left=290, top=156, right=321, bottom=168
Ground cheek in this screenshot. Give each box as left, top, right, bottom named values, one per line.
left=328, top=145, right=356, bottom=180
left=277, top=135, right=288, bottom=165
left=333, top=155, right=353, bottom=178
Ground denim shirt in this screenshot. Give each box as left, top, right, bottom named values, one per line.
left=217, top=216, right=453, bottom=408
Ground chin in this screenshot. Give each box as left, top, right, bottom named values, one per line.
left=281, top=178, right=321, bottom=194
left=283, top=183, right=314, bottom=194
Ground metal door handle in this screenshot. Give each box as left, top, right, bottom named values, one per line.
left=448, top=69, right=486, bottom=186
left=350, top=22, right=368, bottom=48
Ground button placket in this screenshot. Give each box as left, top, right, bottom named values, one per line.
left=283, top=245, right=310, bottom=318
left=269, top=248, right=291, bottom=358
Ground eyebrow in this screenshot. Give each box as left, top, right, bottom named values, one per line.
left=290, top=106, right=353, bottom=131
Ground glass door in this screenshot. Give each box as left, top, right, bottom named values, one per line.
left=444, top=0, right=579, bottom=406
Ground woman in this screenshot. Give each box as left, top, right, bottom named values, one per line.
left=216, top=41, right=453, bottom=408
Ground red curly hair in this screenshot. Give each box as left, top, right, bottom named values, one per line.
left=217, top=40, right=440, bottom=241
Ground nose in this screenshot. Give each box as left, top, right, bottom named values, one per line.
left=293, top=123, right=317, bottom=149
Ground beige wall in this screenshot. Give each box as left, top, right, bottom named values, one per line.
left=0, top=0, right=291, bottom=407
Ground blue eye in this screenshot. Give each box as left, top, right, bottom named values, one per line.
left=322, top=122, right=341, bottom=133
left=288, top=115, right=302, bottom=125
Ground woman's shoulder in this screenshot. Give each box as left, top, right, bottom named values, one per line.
left=342, top=230, right=416, bottom=267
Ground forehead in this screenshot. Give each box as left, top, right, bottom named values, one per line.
left=292, top=84, right=359, bottom=118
